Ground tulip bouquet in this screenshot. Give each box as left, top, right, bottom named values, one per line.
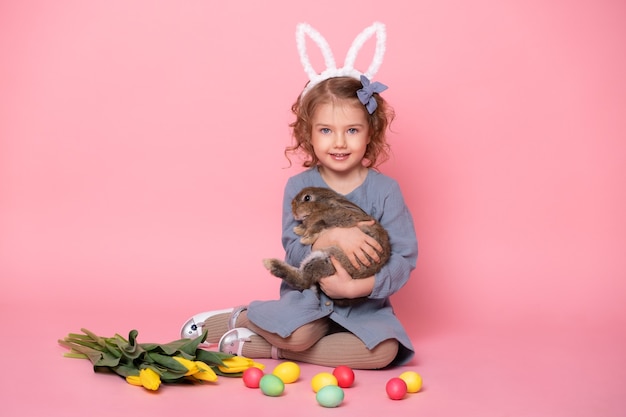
left=59, top=328, right=264, bottom=391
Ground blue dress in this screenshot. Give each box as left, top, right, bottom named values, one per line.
left=248, top=167, right=418, bottom=365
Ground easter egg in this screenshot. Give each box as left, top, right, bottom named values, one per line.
left=272, top=361, right=300, bottom=384
left=386, top=377, right=407, bottom=400
left=332, top=365, right=355, bottom=388
left=259, top=374, right=285, bottom=397
left=316, top=385, right=345, bottom=408
left=311, top=372, right=338, bottom=393
left=399, top=371, right=422, bottom=393
left=242, top=367, right=265, bottom=388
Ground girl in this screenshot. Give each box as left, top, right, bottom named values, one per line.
left=181, top=23, right=418, bottom=369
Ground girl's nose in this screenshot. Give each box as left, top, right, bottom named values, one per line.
left=333, top=133, right=347, bottom=147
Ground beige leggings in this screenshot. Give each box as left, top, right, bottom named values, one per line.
left=239, top=311, right=399, bottom=370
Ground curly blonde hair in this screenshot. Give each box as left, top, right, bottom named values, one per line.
left=286, top=77, right=394, bottom=169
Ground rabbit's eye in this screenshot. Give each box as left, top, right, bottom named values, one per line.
left=303, top=194, right=312, bottom=202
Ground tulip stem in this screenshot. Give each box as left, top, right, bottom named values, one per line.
left=64, top=352, right=88, bottom=359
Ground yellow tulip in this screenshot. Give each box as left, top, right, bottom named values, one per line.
left=190, top=361, right=218, bottom=382
left=139, top=368, right=161, bottom=391
left=172, top=356, right=199, bottom=376
left=217, top=356, right=259, bottom=374
left=125, top=375, right=142, bottom=387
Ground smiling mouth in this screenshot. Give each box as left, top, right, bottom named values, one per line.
left=330, top=153, right=350, bottom=159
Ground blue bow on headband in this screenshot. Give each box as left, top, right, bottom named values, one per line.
left=357, top=75, right=388, bottom=114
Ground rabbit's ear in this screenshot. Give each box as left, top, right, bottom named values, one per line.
left=296, top=23, right=337, bottom=85
left=343, top=22, right=386, bottom=81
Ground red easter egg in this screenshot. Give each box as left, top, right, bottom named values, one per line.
left=332, top=365, right=355, bottom=388
left=242, top=367, right=265, bottom=388
left=386, top=377, right=407, bottom=400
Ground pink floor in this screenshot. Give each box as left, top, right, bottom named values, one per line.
left=2, top=303, right=624, bottom=417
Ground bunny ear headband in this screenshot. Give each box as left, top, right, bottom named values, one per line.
left=296, top=22, right=388, bottom=114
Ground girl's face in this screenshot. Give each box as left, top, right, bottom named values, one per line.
left=310, top=101, right=370, bottom=178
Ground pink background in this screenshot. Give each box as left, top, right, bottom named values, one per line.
left=1, top=1, right=625, bottom=416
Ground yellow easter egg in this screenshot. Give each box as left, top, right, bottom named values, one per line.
left=399, top=371, right=423, bottom=393
left=272, top=361, right=300, bottom=384
left=311, top=372, right=338, bottom=393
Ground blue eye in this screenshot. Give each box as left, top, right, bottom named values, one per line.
left=347, top=128, right=358, bottom=134
left=320, top=128, right=331, bottom=134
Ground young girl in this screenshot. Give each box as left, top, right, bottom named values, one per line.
left=180, top=23, right=418, bottom=369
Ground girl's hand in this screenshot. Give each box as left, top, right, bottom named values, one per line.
left=312, top=221, right=383, bottom=269
left=319, top=257, right=375, bottom=300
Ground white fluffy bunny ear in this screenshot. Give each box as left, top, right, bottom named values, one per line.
left=296, top=23, right=337, bottom=85
left=296, top=22, right=387, bottom=96
left=344, top=22, right=386, bottom=80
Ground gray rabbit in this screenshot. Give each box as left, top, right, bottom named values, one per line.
left=263, top=187, right=391, bottom=305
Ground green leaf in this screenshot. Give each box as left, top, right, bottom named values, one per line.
left=93, top=349, right=121, bottom=367
left=146, top=352, right=189, bottom=373
left=103, top=340, right=123, bottom=359
left=213, top=369, right=244, bottom=378
left=159, top=370, right=189, bottom=382
left=128, top=330, right=138, bottom=345
left=112, top=331, right=144, bottom=360
left=138, top=342, right=160, bottom=352
left=111, top=364, right=140, bottom=378
left=138, top=363, right=187, bottom=381
left=163, top=329, right=206, bottom=356
left=112, top=333, right=129, bottom=343
left=138, top=330, right=208, bottom=357
left=195, top=349, right=231, bottom=367
left=141, top=340, right=191, bottom=357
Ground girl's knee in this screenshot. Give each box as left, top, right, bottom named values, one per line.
left=371, top=339, right=399, bottom=369
left=275, top=319, right=329, bottom=351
